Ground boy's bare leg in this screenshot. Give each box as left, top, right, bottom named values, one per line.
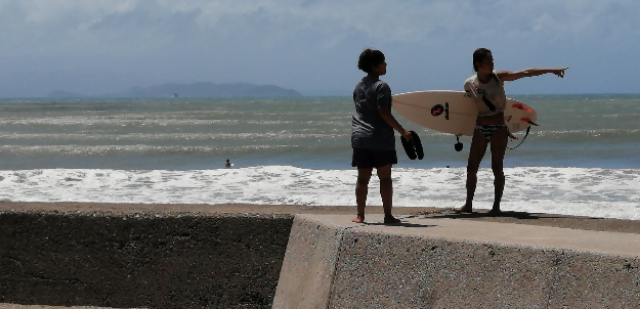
left=352, top=167, right=373, bottom=223
left=377, top=164, right=400, bottom=223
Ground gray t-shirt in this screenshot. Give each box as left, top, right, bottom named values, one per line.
left=351, top=76, right=395, bottom=150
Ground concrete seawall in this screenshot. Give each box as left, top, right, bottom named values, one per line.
left=2, top=206, right=640, bottom=308
left=0, top=211, right=293, bottom=308
left=274, top=214, right=640, bottom=308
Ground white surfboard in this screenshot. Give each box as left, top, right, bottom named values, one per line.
left=392, top=90, right=537, bottom=136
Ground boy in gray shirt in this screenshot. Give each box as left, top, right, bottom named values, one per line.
left=351, top=48, right=412, bottom=224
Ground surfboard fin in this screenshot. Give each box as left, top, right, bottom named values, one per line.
left=521, top=118, right=539, bottom=126
left=512, top=103, right=533, bottom=112
left=454, top=136, right=463, bottom=152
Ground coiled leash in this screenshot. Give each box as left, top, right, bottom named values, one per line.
left=507, top=118, right=538, bottom=150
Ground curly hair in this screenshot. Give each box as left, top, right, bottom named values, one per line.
left=357, top=48, right=385, bottom=73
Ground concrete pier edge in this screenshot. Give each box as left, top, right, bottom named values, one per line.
left=2, top=206, right=640, bottom=308
left=273, top=214, right=640, bottom=308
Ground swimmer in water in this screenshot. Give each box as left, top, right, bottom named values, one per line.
left=225, top=159, right=233, bottom=168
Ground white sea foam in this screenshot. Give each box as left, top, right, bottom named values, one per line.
left=0, top=166, right=638, bottom=220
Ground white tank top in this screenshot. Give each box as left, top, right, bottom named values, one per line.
left=463, top=71, right=507, bottom=117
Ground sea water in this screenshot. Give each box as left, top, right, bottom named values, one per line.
left=0, top=95, right=638, bottom=219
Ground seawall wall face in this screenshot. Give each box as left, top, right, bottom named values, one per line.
left=330, top=231, right=640, bottom=308
left=0, top=212, right=293, bottom=308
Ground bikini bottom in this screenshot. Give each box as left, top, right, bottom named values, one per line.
left=475, top=124, right=507, bottom=138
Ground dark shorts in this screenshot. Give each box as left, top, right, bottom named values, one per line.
left=351, top=148, right=397, bottom=169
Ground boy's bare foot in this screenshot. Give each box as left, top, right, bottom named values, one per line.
left=454, top=206, right=473, bottom=214
left=351, top=214, right=365, bottom=223
left=383, top=215, right=401, bottom=224
left=487, top=208, right=502, bottom=216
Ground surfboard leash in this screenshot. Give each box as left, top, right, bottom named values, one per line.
left=454, top=136, right=464, bottom=152
left=507, top=126, right=531, bottom=150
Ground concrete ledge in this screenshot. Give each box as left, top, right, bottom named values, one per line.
left=272, top=216, right=361, bottom=309
left=0, top=212, right=293, bottom=308
left=274, top=214, right=640, bottom=308
left=4, top=209, right=640, bottom=308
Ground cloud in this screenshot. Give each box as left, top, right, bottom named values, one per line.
left=2, top=0, right=639, bottom=56
left=0, top=0, right=638, bottom=95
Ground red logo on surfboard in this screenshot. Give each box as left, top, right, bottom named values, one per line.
left=431, top=104, right=444, bottom=116
left=431, top=103, right=450, bottom=120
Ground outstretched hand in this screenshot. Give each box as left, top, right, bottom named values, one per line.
left=552, top=67, right=569, bottom=78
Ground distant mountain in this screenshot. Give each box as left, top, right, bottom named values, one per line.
left=113, top=82, right=301, bottom=98
left=46, top=82, right=301, bottom=98
left=47, top=90, right=85, bottom=98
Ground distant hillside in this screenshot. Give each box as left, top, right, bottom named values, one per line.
left=115, top=82, right=301, bottom=98
left=47, top=90, right=84, bottom=98
left=47, top=82, right=301, bottom=98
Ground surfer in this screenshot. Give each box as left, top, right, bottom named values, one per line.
left=350, top=48, right=413, bottom=224
left=225, top=159, right=233, bottom=168
left=455, top=48, right=568, bottom=215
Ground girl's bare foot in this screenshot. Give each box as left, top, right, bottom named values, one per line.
left=383, top=215, right=401, bottom=224
left=351, top=213, right=365, bottom=223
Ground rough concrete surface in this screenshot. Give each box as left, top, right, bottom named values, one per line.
left=0, top=305, right=117, bottom=309
left=274, top=214, right=640, bottom=309
left=7, top=202, right=640, bottom=234
left=0, top=202, right=439, bottom=218
left=547, top=252, right=640, bottom=308
left=0, top=212, right=293, bottom=308
left=272, top=216, right=359, bottom=309
left=332, top=233, right=556, bottom=308
left=3, top=203, right=640, bottom=308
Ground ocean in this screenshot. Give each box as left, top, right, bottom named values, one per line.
left=0, top=95, right=639, bottom=219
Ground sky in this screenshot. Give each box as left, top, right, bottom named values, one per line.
left=0, top=0, right=639, bottom=97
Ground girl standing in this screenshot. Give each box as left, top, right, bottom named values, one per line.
left=455, top=48, right=568, bottom=214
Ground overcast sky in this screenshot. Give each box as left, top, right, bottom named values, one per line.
left=0, top=0, right=638, bottom=97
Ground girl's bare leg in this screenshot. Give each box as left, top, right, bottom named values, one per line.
left=455, top=130, right=488, bottom=213
left=489, top=128, right=509, bottom=213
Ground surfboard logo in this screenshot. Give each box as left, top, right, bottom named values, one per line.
left=431, top=104, right=444, bottom=116
left=431, top=103, right=450, bottom=120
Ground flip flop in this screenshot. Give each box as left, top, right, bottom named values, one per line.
left=411, top=131, right=424, bottom=160
left=401, top=130, right=424, bottom=160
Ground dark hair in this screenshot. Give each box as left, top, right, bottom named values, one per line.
left=472, top=48, right=492, bottom=72
left=358, top=48, right=385, bottom=73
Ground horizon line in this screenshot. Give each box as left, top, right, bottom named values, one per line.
left=1, top=92, right=640, bottom=100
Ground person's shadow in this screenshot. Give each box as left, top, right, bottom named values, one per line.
left=424, top=210, right=566, bottom=221
left=363, top=221, right=438, bottom=228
